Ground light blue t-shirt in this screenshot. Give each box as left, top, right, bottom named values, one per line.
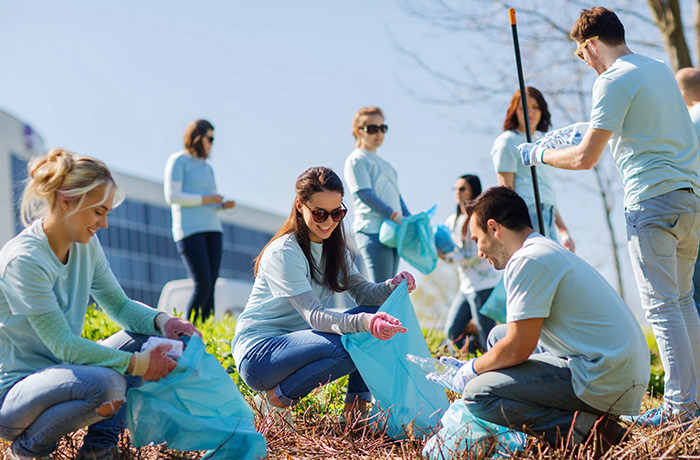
left=231, top=233, right=359, bottom=364
left=590, top=54, right=700, bottom=207
left=490, top=130, right=558, bottom=207
left=0, top=220, right=159, bottom=400
left=344, top=148, right=402, bottom=234
left=164, top=151, right=223, bottom=241
left=504, top=234, right=649, bottom=415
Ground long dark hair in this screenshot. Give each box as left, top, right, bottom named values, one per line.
left=455, top=174, right=482, bottom=215
left=502, top=87, right=552, bottom=133
left=254, top=167, right=350, bottom=292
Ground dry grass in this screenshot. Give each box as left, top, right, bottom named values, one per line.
left=4, top=394, right=698, bottom=460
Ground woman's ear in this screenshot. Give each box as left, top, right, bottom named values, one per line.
left=295, top=199, right=303, bottom=214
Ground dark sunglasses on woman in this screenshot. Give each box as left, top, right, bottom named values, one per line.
left=360, top=124, right=388, bottom=134
left=303, top=203, right=348, bottom=223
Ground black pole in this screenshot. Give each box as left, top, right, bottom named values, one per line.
left=509, top=8, right=545, bottom=235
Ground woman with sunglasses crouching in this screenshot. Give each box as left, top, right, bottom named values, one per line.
left=344, top=107, right=410, bottom=282
left=0, top=149, right=200, bottom=460
left=232, top=167, right=415, bottom=425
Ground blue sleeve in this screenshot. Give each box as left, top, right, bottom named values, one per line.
left=400, top=196, right=410, bottom=217
left=355, top=189, right=394, bottom=219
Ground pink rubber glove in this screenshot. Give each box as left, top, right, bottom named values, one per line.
left=388, top=271, right=416, bottom=293
left=368, top=312, right=407, bottom=340
left=130, top=344, right=178, bottom=381
left=156, top=314, right=202, bottom=339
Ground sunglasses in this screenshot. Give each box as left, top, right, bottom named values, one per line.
left=303, top=202, right=347, bottom=223
left=204, top=135, right=214, bottom=143
left=454, top=186, right=468, bottom=192
left=574, top=35, right=598, bottom=60
left=360, top=124, right=388, bottom=134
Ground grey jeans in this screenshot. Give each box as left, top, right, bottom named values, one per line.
left=462, top=325, right=602, bottom=445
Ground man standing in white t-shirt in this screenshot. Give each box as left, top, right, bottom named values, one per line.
left=519, top=6, right=700, bottom=426
left=443, top=186, right=648, bottom=455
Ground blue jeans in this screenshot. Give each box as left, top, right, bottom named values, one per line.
left=176, top=231, right=222, bottom=322
left=527, top=203, right=557, bottom=241
left=354, top=232, right=399, bottom=283
left=462, top=325, right=602, bottom=445
left=626, top=189, right=700, bottom=415
left=0, top=331, right=147, bottom=458
left=443, top=288, right=496, bottom=352
left=237, top=306, right=376, bottom=406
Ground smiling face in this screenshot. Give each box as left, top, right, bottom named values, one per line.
left=63, top=184, right=114, bottom=244
left=296, top=189, right=343, bottom=243
left=468, top=213, right=510, bottom=270
left=355, top=113, right=386, bottom=152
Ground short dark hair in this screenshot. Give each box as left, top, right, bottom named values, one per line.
left=183, top=119, right=214, bottom=159
left=570, top=7, right=625, bottom=46
left=503, top=87, right=552, bottom=133
left=466, top=186, right=532, bottom=232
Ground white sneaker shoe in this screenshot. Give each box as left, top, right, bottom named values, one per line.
left=253, top=393, right=293, bottom=427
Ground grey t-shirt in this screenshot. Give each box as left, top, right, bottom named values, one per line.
left=505, top=234, right=649, bottom=415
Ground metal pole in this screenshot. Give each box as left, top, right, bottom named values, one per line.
left=509, top=8, right=545, bottom=235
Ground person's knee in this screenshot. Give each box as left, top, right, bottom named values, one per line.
left=96, top=398, right=124, bottom=417
left=486, top=324, right=508, bottom=350
left=89, top=370, right=127, bottom=412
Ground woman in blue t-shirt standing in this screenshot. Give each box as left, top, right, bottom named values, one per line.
left=344, top=107, right=410, bottom=282
left=164, top=119, right=236, bottom=322
left=232, top=167, right=414, bottom=424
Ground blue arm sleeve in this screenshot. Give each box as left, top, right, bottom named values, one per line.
left=400, top=196, right=410, bottom=217
left=355, top=189, right=394, bottom=219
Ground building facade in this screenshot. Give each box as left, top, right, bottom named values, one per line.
left=0, top=108, right=283, bottom=307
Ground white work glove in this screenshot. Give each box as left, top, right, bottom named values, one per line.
left=518, top=122, right=589, bottom=167
left=426, top=356, right=478, bottom=393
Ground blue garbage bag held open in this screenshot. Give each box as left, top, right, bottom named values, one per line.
left=422, top=399, right=527, bottom=459
left=396, top=205, right=439, bottom=275
left=341, top=282, right=449, bottom=439
left=126, top=335, right=267, bottom=460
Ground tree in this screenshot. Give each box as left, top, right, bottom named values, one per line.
left=394, top=0, right=695, bottom=300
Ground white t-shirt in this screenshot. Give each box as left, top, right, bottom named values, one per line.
left=231, top=233, right=359, bottom=364
left=490, top=130, right=557, bottom=207
left=688, top=102, right=700, bottom=142
left=504, top=234, right=649, bottom=415
left=444, top=213, right=501, bottom=294
left=590, top=54, right=700, bottom=206
left=344, top=148, right=402, bottom=234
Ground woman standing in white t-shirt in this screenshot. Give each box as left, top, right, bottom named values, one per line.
left=441, top=174, right=501, bottom=354
left=232, top=167, right=415, bottom=424
left=344, top=107, right=410, bottom=282
left=490, top=87, right=574, bottom=250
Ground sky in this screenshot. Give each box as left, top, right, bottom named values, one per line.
left=2, top=0, right=686, bottom=317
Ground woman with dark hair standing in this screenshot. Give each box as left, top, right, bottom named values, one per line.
left=232, top=167, right=415, bottom=424
left=441, top=174, right=500, bottom=354
left=490, top=87, right=574, bottom=250
left=164, top=119, right=236, bottom=322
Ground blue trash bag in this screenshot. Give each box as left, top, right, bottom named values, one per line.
left=341, top=282, right=450, bottom=439
left=397, top=212, right=439, bottom=275
left=432, top=224, right=455, bottom=254
left=126, top=335, right=267, bottom=460
left=423, top=399, right=527, bottom=459
left=479, top=278, right=507, bottom=323
left=379, top=219, right=399, bottom=248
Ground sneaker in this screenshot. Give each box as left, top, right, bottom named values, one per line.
left=621, top=406, right=666, bottom=428
left=253, top=393, right=293, bottom=427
